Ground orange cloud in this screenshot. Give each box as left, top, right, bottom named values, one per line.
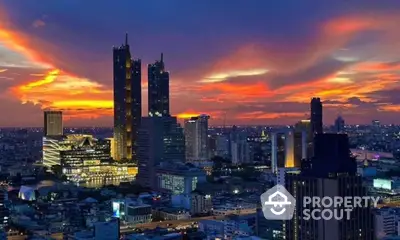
left=198, top=82, right=271, bottom=102
left=0, top=12, right=114, bottom=121
left=378, top=105, right=400, bottom=112
left=236, top=111, right=307, bottom=120
left=177, top=110, right=222, bottom=120
left=353, top=62, right=400, bottom=72
left=19, top=69, right=59, bottom=91
left=177, top=112, right=202, bottom=119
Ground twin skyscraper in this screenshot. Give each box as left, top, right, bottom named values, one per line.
left=113, top=34, right=170, bottom=162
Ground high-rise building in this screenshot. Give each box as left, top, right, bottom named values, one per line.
left=148, top=53, right=169, bottom=117
left=184, top=115, right=210, bottom=163
left=136, top=116, right=185, bottom=188
left=271, top=130, right=301, bottom=172
left=334, top=116, right=345, bottom=133
left=295, top=119, right=311, bottom=159
left=271, top=132, right=286, bottom=173
left=44, top=111, right=63, bottom=136
left=215, top=134, right=230, bottom=158
left=285, top=134, right=374, bottom=240
left=311, top=97, right=323, bottom=135
left=113, top=34, right=142, bottom=162
left=231, top=135, right=251, bottom=165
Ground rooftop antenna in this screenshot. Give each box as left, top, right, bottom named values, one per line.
left=125, top=32, right=128, bottom=45
left=161, top=52, right=164, bottom=62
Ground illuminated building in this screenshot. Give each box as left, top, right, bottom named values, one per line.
left=111, top=199, right=151, bottom=224
left=271, top=128, right=307, bottom=173
left=372, top=178, right=400, bottom=195
left=285, top=134, right=374, bottom=240
left=113, top=34, right=142, bottom=162
left=43, top=134, right=137, bottom=181
left=57, top=135, right=137, bottom=182
left=311, top=97, right=323, bottom=136
left=148, top=53, right=169, bottom=117
left=42, top=136, right=69, bottom=167
left=106, top=137, right=115, bottom=160
left=18, top=186, right=36, bottom=201
left=136, top=116, right=185, bottom=188
left=60, top=136, right=111, bottom=178
left=155, top=162, right=206, bottom=195
left=44, top=110, right=63, bottom=137
left=184, top=114, right=210, bottom=162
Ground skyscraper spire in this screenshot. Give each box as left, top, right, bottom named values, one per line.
left=125, top=32, right=128, bottom=45
left=161, top=52, right=164, bottom=62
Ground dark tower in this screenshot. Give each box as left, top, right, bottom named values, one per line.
left=285, top=134, right=374, bottom=240
left=311, top=97, right=323, bottom=135
left=113, top=33, right=142, bottom=162
left=148, top=53, right=170, bottom=117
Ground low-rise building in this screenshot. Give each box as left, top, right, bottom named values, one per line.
left=190, top=191, right=212, bottom=215
left=155, top=162, right=206, bottom=195
left=152, top=207, right=190, bottom=221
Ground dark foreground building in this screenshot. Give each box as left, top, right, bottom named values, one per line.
left=285, top=134, right=374, bottom=240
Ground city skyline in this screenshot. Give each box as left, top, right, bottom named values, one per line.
left=1, top=1, right=400, bottom=126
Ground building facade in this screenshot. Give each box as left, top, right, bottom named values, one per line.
left=113, top=34, right=142, bottom=162
left=285, top=134, right=374, bottom=240
left=136, top=116, right=185, bottom=188
left=44, top=111, right=63, bottom=137
left=155, top=162, right=206, bottom=195
left=311, top=97, right=323, bottom=136
left=148, top=53, right=169, bottom=117
left=184, top=115, right=210, bottom=163
left=190, top=191, right=212, bottom=215
left=271, top=130, right=304, bottom=173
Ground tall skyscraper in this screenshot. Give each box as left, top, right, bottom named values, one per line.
left=136, top=116, right=185, bottom=188
left=184, top=115, right=210, bottom=162
left=44, top=111, right=63, bottom=136
left=113, top=34, right=142, bottom=162
left=311, top=97, right=323, bottom=135
left=148, top=53, right=170, bottom=117
left=285, top=134, right=374, bottom=240
left=294, top=120, right=310, bottom=165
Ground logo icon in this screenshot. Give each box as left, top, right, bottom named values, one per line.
left=260, top=184, right=296, bottom=220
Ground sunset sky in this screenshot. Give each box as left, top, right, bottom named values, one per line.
left=1, top=0, right=400, bottom=127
